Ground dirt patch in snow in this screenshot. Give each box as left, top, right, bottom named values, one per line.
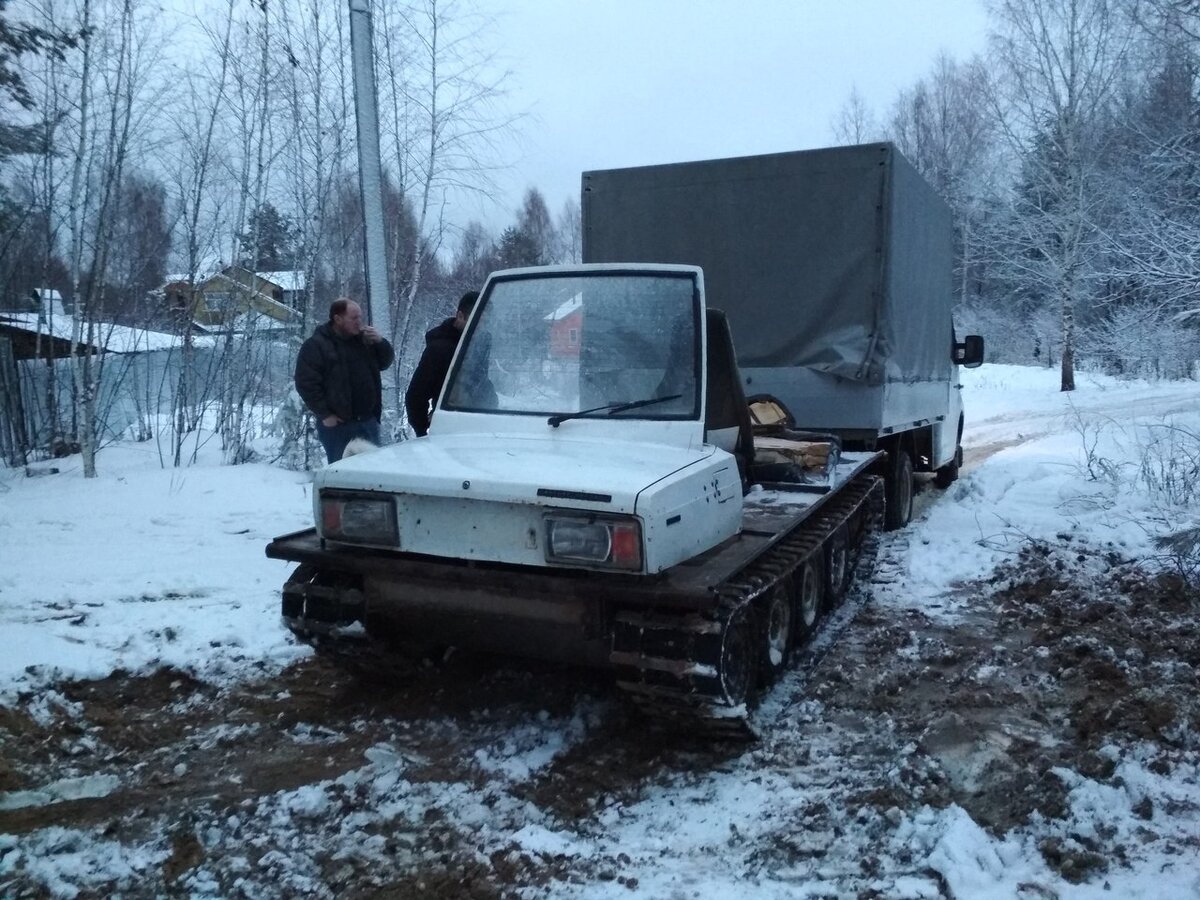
left=1, top=543, right=1197, bottom=897
left=805, top=539, right=1200, bottom=884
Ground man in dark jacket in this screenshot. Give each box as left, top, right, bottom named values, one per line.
left=404, top=291, right=478, bottom=437
left=295, top=298, right=395, bottom=463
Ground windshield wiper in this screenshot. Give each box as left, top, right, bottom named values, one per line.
left=547, top=394, right=683, bottom=428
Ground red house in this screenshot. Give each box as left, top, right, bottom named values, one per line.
left=546, top=294, right=582, bottom=358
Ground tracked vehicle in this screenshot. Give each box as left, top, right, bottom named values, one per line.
left=267, top=143, right=983, bottom=731
left=268, top=264, right=884, bottom=730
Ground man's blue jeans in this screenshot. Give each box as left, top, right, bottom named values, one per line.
left=315, top=418, right=382, bottom=463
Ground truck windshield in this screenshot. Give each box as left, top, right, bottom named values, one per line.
left=442, top=271, right=700, bottom=420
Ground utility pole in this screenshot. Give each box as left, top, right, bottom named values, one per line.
left=347, top=0, right=390, bottom=330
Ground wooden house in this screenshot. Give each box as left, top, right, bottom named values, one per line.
left=160, top=266, right=298, bottom=333
left=546, top=293, right=582, bottom=358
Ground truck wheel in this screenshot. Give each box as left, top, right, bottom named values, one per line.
left=823, top=526, right=850, bottom=610
left=884, top=448, right=914, bottom=530
left=934, top=454, right=960, bottom=489
left=758, top=583, right=794, bottom=685
left=719, top=605, right=759, bottom=707
left=935, top=421, right=964, bottom=489
left=794, top=555, right=824, bottom=640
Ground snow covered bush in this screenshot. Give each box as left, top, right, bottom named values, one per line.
left=1136, top=423, right=1200, bottom=508
left=272, top=389, right=318, bottom=471
left=1079, top=304, right=1200, bottom=382
left=1136, top=423, right=1200, bottom=587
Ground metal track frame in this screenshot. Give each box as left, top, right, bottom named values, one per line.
left=609, top=473, right=885, bottom=738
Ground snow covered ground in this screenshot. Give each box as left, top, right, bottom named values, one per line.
left=1, top=363, right=1198, bottom=898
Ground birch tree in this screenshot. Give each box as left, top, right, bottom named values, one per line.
left=216, top=1, right=278, bottom=465
left=1100, top=1, right=1200, bottom=332
left=987, top=0, right=1135, bottom=391
left=276, top=0, right=352, bottom=329
left=551, top=196, right=582, bottom=265
left=49, top=0, right=165, bottom=475
left=375, top=0, right=513, bottom=375
left=831, top=86, right=881, bottom=145
left=164, top=0, right=238, bottom=466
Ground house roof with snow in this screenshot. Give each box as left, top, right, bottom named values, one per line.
left=0, top=312, right=214, bottom=359
left=215, top=309, right=299, bottom=336
left=545, top=293, right=583, bottom=322
left=257, top=270, right=306, bottom=292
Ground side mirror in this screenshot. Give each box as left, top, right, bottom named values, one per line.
left=954, top=334, right=984, bottom=369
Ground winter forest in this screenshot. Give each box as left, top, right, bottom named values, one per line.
left=1, top=0, right=1199, bottom=476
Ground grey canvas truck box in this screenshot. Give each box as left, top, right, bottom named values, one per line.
left=581, top=142, right=983, bottom=527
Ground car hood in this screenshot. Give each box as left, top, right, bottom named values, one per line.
left=315, top=433, right=716, bottom=513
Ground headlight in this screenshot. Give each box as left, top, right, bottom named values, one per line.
left=320, top=491, right=398, bottom=546
left=544, top=513, right=642, bottom=571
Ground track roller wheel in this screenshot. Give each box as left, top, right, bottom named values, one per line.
left=718, top=605, right=759, bottom=708
left=758, top=583, right=794, bottom=685
left=794, top=555, right=824, bottom=640
left=823, top=526, right=850, bottom=610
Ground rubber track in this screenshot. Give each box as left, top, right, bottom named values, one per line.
left=292, top=629, right=425, bottom=685
left=610, top=474, right=885, bottom=740
left=283, top=573, right=425, bottom=685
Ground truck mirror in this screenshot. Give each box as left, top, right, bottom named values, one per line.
left=954, top=334, right=984, bottom=369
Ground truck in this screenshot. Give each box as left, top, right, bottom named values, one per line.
left=266, top=143, right=982, bottom=733
left=582, top=142, right=984, bottom=528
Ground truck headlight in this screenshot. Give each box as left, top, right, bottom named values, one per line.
left=320, top=490, right=398, bottom=547
left=544, top=513, right=642, bottom=571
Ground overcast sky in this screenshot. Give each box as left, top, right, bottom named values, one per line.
left=459, top=0, right=991, bottom=235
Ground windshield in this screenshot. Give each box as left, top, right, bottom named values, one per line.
left=443, top=271, right=700, bottom=420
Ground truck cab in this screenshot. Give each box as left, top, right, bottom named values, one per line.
left=312, top=264, right=743, bottom=575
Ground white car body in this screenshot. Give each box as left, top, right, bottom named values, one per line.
left=312, top=265, right=745, bottom=575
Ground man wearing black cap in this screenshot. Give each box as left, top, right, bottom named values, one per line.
left=405, top=290, right=479, bottom=437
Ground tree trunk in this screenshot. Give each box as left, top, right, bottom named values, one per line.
left=1060, top=295, right=1076, bottom=392
left=67, top=0, right=94, bottom=476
